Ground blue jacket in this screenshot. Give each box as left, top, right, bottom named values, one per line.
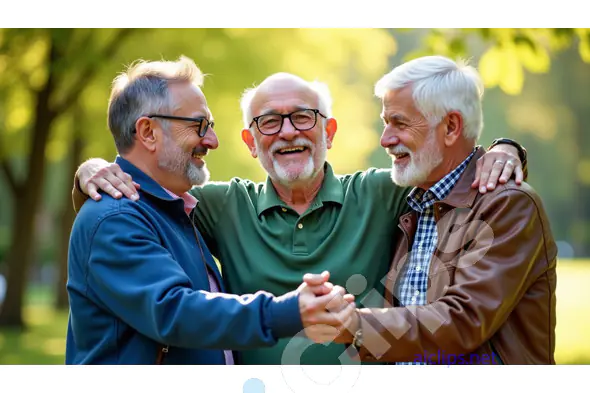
left=65, top=156, right=303, bottom=364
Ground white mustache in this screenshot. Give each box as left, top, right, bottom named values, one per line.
left=271, top=138, right=313, bottom=154
left=386, top=145, right=412, bottom=157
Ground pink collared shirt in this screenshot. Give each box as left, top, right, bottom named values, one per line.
left=164, top=188, right=235, bottom=365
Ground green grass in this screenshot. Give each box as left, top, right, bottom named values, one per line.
left=0, top=305, right=68, bottom=364
left=1, top=259, right=589, bottom=364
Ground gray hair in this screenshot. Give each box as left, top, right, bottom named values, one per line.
left=107, top=56, right=204, bottom=153
left=374, top=55, right=484, bottom=141
left=239, top=73, right=333, bottom=130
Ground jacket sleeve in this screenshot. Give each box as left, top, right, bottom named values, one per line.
left=356, top=188, right=554, bottom=362
left=85, top=208, right=303, bottom=350
left=72, top=173, right=89, bottom=214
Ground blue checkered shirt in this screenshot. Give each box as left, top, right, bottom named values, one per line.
left=395, top=149, right=476, bottom=365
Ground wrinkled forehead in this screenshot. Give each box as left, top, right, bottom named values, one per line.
left=250, top=80, right=319, bottom=116
left=381, top=86, right=419, bottom=115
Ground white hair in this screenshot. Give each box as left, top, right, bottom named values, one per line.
left=374, top=55, right=484, bottom=141
left=239, top=73, right=333, bottom=129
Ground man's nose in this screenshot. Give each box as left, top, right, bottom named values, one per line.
left=277, top=117, right=299, bottom=140
left=202, top=127, right=219, bottom=150
left=380, top=126, right=400, bottom=148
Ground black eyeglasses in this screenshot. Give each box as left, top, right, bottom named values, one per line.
left=133, top=114, right=214, bottom=138
left=249, top=109, right=326, bottom=136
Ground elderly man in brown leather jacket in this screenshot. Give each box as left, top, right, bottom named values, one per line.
left=331, top=55, right=557, bottom=365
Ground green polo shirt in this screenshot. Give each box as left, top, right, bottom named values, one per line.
left=190, top=162, right=410, bottom=365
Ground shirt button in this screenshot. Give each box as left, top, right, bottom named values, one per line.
left=297, top=223, right=303, bottom=229
left=416, top=266, right=421, bottom=272
left=281, top=207, right=287, bottom=212
left=414, top=290, right=420, bottom=296
left=411, top=297, right=417, bottom=303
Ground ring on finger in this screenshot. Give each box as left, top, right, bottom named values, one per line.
left=494, top=160, right=505, bottom=166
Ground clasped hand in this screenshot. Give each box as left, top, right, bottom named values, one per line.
left=297, top=271, right=357, bottom=344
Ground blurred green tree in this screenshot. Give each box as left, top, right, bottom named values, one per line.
left=0, top=28, right=135, bottom=327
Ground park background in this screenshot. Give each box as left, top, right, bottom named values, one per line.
left=0, top=28, right=588, bottom=364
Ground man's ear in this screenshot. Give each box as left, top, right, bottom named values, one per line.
left=241, top=129, right=257, bottom=158
left=136, top=117, right=158, bottom=152
left=443, top=111, right=463, bottom=147
left=325, top=118, right=337, bottom=149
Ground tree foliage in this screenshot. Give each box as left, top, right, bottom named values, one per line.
left=405, top=28, right=590, bottom=95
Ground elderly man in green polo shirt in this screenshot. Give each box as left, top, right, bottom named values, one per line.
left=72, top=67, right=526, bottom=365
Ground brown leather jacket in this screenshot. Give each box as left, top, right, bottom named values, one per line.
left=355, top=147, right=557, bottom=365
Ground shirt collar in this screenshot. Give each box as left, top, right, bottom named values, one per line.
left=256, top=162, right=344, bottom=216
left=407, top=148, right=477, bottom=213
left=115, top=156, right=198, bottom=213
left=163, top=188, right=198, bottom=215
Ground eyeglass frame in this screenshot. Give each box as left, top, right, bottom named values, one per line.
left=131, top=114, right=214, bottom=138
left=249, top=108, right=327, bottom=136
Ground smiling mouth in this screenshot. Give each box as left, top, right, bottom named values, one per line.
left=276, top=146, right=309, bottom=155
left=393, top=152, right=410, bottom=160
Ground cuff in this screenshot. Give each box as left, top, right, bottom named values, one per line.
left=267, top=291, right=303, bottom=339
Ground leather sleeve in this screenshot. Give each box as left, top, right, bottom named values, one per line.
left=356, top=187, right=553, bottom=362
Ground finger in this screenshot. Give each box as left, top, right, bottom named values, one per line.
left=112, top=168, right=139, bottom=200
left=94, top=178, right=122, bottom=199
left=343, top=294, right=355, bottom=304
left=498, top=160, right=516, bottom=184
left=132, top=181, right=141, bottom=190
left=471, top=157, right=483, bottom=188
left=477, top=158, right=496, bottom=193
left=515, top=166, right=524, bottom=185
left=485, top=160, right=505, bottom=190
left=87, top=183, right=101, bottom=201
left=104, top=171, right=137, bottom=200
left=317, top=286, right=347, bottom=309
left=303, top=272, right=329, bottom=286
left=315, top=304, right=355, bottom=327
left=307, top=283, right=333, bottom=296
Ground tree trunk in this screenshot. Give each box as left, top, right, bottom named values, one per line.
left=54, top=119, right=83, bottom=310
left=0, top=37, right=56, bottom=328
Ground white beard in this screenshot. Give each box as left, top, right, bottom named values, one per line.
left=389, top=129, right=443, bottom=187
left=255, top=131, right=327, bottom=186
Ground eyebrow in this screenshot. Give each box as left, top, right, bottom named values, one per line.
left=382, top=113, right=409, bottom=123
left=259, top=105, right=309, bottom=116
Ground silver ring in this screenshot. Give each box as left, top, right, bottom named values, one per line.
left=506, top=160, right=515, bottom=166
left=494, top=160, right=505, bottom=166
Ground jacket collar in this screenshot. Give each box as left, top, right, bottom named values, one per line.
left=438, top=146, right=485, bottom=209
left=256, top=162, right=344, bottom=216
left=115, top=156, right=184, bottom=205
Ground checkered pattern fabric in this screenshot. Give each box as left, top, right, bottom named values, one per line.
left=395, top=149, right=476, bottom=365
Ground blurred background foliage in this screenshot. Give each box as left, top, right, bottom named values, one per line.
left=0, top=28, right=589, bottom=364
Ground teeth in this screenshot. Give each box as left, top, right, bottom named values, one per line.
left=279, top=147, right=305, bottom=153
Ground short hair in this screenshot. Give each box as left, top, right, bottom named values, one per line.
left=107, top=56, right=204, bottom=153
left=239, top=73, right=333, bottom=129
left=374, top=55, right=484, bottom=141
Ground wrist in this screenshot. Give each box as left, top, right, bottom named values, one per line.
left=489, top=138, right=527, bottom=166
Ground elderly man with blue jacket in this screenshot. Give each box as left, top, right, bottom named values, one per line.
left=65, top=57, right=355, bottom=365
